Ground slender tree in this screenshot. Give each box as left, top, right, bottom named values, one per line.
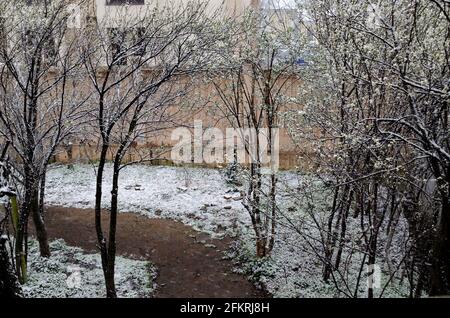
left=285, top=0, right=450, bottom=297
left=80, top=1, right=228, bottom=297
left=211, top=6, right=301, bottom=257
left=0, top=0, right=88, bottom=278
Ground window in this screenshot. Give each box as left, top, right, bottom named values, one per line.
left=0, top=17, right=5, bottom=64
left=106, top=0, right=145, bottom=5
left=0, top=17, right=5, bottom=48
left=86, top=16, right=97, bottom=29
left=25, top=0, right=43, bottom=5
left=132, top=27, right=146, bottom=57
left=23, top=29, right=36, bottom=55
left=22, top=29, right=57, bottom=61
left=107, top=28, right=147, bottom=64
left=44, top=35, right=57, bottom=61
left=108, top=28, right=127, bottom=65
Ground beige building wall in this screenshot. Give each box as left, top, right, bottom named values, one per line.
left=55, top=72, right=301, bottom=170
left=93, top=0, right=257, bottom=26
left=51, top=0, right=302, bottom=169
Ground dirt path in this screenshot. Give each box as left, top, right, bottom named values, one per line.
left=41, top=206, right=266, bottom=298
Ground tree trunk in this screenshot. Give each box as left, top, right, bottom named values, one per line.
left=31, top=183, right=50, bottom=258
left=267, top=171, right=276, bottom=254
left=334, top=188, right=352, bottom=270
left=14, top=208, right=27, bottom=283
left=94, top=144, right=113, bottom=297
left=105, top=269, right=117, bottom=298
left=105, top=158, right=121, bottom=299
left=323, top=186, right=340, bottom=282
left=0, top=235, right=21, bottom=298
left=251, top=162, right=266, bottom=258
left=429, top=191, right=450, bottom=295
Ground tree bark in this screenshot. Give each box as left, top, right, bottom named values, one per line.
left=429, top=189, right=450, bottom=295
left=31, top=182, right=50, bottom=258
left=0, top=235, right=21, bottom=298
left=105, top=157, right=121, bottom=299
left=94, top=143, right=117, bottom=297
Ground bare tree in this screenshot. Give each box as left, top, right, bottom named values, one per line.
left=285, top=0, right=449, bottom=297
left=0, top=0, right=88, bottom=282
left=0, top=143, right=21, bottom=298
left=211, top=7, right=302, bottom=258
left=80, top=1, right=228, bottom=297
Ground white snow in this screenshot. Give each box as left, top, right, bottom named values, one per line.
left=22, top=239, right=156, bottom=298
left=45, top=164, right=251, bottom=238
left=44, top=163, right=411, bottom=298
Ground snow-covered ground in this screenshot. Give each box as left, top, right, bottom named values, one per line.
left=45, top=164, right=251, bottom=238
left=44, top=163, right=410, bottom=298
left=23, top=239, right=156, bottom=298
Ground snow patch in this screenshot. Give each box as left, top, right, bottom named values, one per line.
left=45, top=164, right=251, bottom=238
left=22, top=239, right=156, bottom=298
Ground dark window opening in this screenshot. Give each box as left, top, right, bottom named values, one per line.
left=86, top=16, right=97, bottom=28
left=106, top=0, right=145, bottom=5
left=23, top=29, right=37, bottom=56
left=132, top=27, right=146, bottom=57
left=0, top=17, right=5, bottom=49
left=25, top=0, right=47, bottom=5
left=108, top=28, right=127, bottom=65
left=44, top=35, right=57, bottom=61
left=22, top=29, right=57, bottom=61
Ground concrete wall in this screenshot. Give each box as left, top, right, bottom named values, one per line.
left=94, top=0, right=255, bottom=27
left=53, top=72, right=302, bottom=169
left=51, top=1, right=303, bottom=169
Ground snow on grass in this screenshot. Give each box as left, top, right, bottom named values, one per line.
left=228, top=234, right=336, bottom=298
left=23, top=239, right=156, bottom=298
left=229, top=220, right=410, bottom=298
left=45, top=164, right=250, bottom=238
left=228, top=178, right=411, bottom=298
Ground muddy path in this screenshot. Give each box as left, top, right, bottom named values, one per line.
left=40, top=206, right=267, bottom=298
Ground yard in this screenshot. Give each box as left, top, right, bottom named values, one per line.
left=17, top=164, right=410, bottom=298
